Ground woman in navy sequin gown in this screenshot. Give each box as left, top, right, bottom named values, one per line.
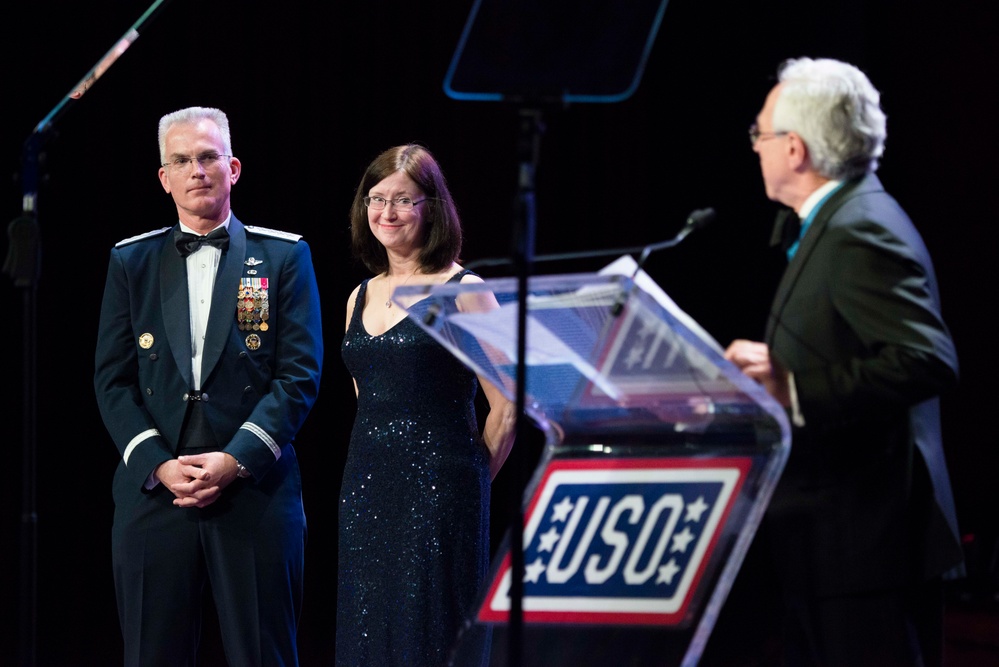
left=338, top=144, right=516, bottom=666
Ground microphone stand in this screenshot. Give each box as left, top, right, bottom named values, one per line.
left=610, top=209, right=715, bottom=315
left=506, top=107, right=544, bottom=667
left=3, top=3, right=173, bottom=664
left=476, top=200, right=712, bottom=665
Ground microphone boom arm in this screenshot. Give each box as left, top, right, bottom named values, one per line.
left=466, top=207, right=716, bottom=272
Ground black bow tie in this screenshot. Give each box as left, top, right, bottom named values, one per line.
left=175, top=227, right=229, bottom=257
left=770, top=208, right=801, bottom=254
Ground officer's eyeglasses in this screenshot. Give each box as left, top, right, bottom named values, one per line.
left=162, top=151, right=230, bottom=170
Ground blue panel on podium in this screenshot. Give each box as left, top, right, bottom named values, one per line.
left=478, top=456, right=750, bottom=626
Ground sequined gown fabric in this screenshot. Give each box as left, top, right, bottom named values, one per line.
left=338, top=273, right=491, bottom=667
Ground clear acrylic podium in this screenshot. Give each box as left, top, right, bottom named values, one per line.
left=393, top=261, right=790, bottom=666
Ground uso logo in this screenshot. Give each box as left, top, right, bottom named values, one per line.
left=479, top=456, right=749, bottom=625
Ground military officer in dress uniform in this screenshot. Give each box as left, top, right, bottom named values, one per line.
left=94, top=106, right=323, bottom=667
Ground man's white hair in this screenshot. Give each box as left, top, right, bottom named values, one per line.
left=773, top=58, right=887, bottom=180
left=157, top=106, right=232, bottom=164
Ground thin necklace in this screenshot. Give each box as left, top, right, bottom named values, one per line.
left=385, top=271, right=417, bottom=308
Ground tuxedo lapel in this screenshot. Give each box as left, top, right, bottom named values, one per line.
left=765, top=177, right=868, bottom=343
left=201, top=216, right=245, bottom=384
left=160, top=227, right=195, bottom=389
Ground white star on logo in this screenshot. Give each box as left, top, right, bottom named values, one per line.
left=624, top=344, right=645, bottom=369
left=685, top=496, right=709, bottom=523
left=637, top=319, right=656, bottom=339
left=671, top=526, right=695, bottom=553
left=537, top=526, right=561, bottom=553
left=550, top=496, right=574, bottom=523
left=524, top=558, right=547, bottom=584
left=657, top=559, right=681, bottom=585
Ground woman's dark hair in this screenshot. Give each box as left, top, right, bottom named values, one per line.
left=349, top=144, right=462, bottom=274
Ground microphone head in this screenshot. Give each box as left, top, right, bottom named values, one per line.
left=685, top=207, right=716, bottom=231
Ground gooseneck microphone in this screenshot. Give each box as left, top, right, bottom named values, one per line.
left=464, top=207, right=717, bottom=271
left=433, top=208, right=716, bottom=320
left=609, top=207, right=716, bottom=316
left=633, top=207, right=716, bottom=274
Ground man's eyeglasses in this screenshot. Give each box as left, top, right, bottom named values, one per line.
left=748, top=123, right=789, bottom=147
left=162, top=151, right=230, bottom=170
left=363, top=196, right=430, bottom=212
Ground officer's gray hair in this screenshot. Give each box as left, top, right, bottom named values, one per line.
left=157, top=106, right=232, bottom=164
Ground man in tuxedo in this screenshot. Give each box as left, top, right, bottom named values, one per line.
left=94, top=106, right=323, bottom=666
left=722, top=58, right=963, bottom=666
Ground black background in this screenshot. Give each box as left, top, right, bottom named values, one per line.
left=2, top=0, right=997, bottom=664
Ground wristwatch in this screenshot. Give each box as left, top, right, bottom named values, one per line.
left=234, top=459, right=252, bottom=479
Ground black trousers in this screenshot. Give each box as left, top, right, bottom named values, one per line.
left=700, top=535, right=945, bottom=667
left=111, top=436, right=306, bottom=667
